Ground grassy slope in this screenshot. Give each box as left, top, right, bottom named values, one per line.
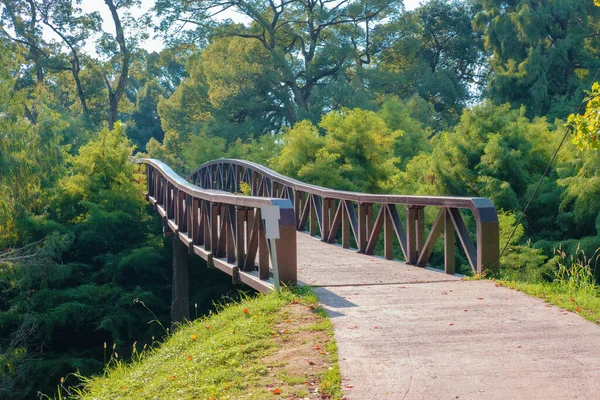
left=498, top=280, right=600, bottom=324
left=69, top=288, right=341, bottom=399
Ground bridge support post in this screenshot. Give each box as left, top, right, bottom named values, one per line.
left=275, top=217, right=297, bottom=285
left=171, top=234, right=190, bottom=329
left=406, top=206, right=425, bottom=264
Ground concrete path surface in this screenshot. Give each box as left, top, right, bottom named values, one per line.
left=297, top=233, right=600, bottom=400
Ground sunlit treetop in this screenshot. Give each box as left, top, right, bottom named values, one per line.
left=567, top=82, right=600, bottom=151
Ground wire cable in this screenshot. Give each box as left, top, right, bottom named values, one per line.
left=499, top=67, right=600, bottom=258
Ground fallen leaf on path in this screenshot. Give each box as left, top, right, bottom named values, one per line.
left=272, top=388, right=282, bottom=394
left=345, top=384, right=354, bottom=388
left=448, top=322, right=454, bottom=326
left=477, top=297, right=484, bottom=300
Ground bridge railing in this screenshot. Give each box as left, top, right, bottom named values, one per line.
left=188, top=159, right=500, bottom=275
left=140, top=159, right=296, bottom=293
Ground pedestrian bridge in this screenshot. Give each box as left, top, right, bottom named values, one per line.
left=139, top=159, right=600, bottom=399
left=140, top=158, right=500, bottom=294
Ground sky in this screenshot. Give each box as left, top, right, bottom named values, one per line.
left=75, top=0, right=427, bottom=54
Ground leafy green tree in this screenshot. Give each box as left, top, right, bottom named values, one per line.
left=378, top=96, right=433, bottom=168
left=38, top=0, right=102, bottom=120
left=567, top=82, right=600, bottom=150
left=154, top=0, right=400, bottom=124
left=375, top=0, right=486, bottom=128
left=0, top=47, right=66, bottom=246
left=126, top=78, right=166, bottom=151
left=554, top=140, right=600, bottom=238
left=0, top=0, right=48, bottom=86
left=474, top=0, right=600, bottom=119
left=1, top=124, right=171, bottom=398
left=99, top=0, right=136, bottom=130
left=398, top=102, right=557, bottom=211
left=272, top=109, right=402, bottom=193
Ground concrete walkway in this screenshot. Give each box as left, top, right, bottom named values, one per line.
left=297, top=233, right=600, bottom=400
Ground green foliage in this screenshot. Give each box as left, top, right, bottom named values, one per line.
left=475, top=0, right=600, bottom=119
left=378, top=96, right=433, bottom=168
left=567, top=82, right=600, bottom=150
left=153, top=0, right=403, bottom=134
left=397, top=102, right=556, bottom=208
left=0, top=55, right=67, bottom=247
left=272, top=109, right=402, bottom=193
left=0, top=124, right=173, bottom=399
left=72, top=290, right=341, bottom=400
left=555, top=140, right=600, bottom=238
left=497, top=211, right=548, bottom=282
left=376, top=0, right=486, bottom=128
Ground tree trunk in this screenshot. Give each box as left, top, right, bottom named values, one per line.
left=171, top=236, right=190, bottom=330
left=104, top=0, right=130, bottom=130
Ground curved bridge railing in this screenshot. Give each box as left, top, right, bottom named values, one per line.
left=188, top=159, right=500, bottom=275
left=141, top=159, right=296, bottom=294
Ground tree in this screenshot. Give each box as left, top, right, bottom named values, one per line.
left=567, top=82, right=600, bottom=150
left=272, top=108, right=402, bottom=193
left=1, top=124, right=171, bottom=398
left=0, top=0, right=47, bottom=86
left=0, top=45, right=66, bottom=246
left=375, top=0, right=486, bottom=128
left=101, top=0, right=134, bottom=130
left=38, top=0, right=101, bottom=120
left=154, top=0, right=401, bottom=124
left=474, top=0, right=600, bottom=119
left=397, top=102, right=557, bottom=212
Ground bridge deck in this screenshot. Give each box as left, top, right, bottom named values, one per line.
left=297, top=233, right=600, bottom=399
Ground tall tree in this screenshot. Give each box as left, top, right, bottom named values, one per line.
left=474, top=0, right=600, bottom=119
left=102, top=0, right=134, bottom=130
left=375, top=0, right=486, bottom=128
left=154, top=0, right=400, bottom=124
left=38, top=0, right=101, bottom=119
left=0, top=0, right=47, bottom=85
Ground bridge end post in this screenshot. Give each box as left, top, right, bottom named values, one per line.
left=473, top=198, right=500, bottom=275
left=478, top=220, right=500, bottom=275
left=271, top=201, right=297, bottom=285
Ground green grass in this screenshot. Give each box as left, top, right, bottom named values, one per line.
left=498, top=280, right=600, bottom=323
left=63, top=287, right=341, bottom=399
left=498, top=248, right=600, bottom=324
